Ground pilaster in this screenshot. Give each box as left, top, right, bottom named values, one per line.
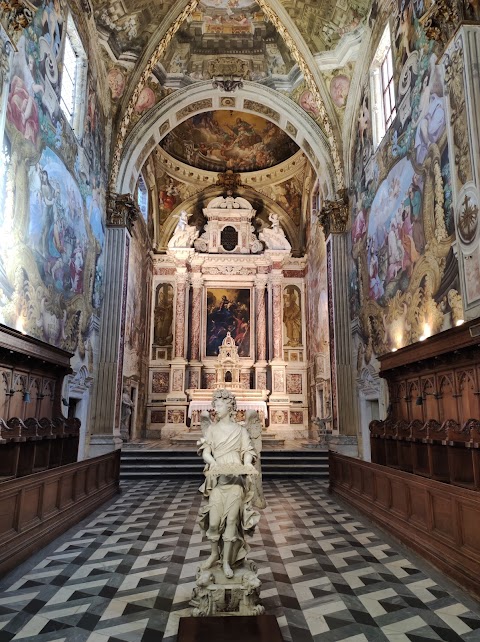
left=326, top=231, right=359, bottom=445
left=267, top=260, right=289, bottom=429
left=89, top=193, right=139, bottom=456
left=443, top=25, right=480, bottom=320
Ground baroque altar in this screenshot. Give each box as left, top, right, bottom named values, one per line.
left=147, top=195, right=308, bottom=442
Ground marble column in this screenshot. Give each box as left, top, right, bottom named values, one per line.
left=89, top=194, right=139, bottom=456
left=164, top=268, right=190, bottom=436
left=268, top=269, right=288, bottom=422
left=174, top=272, right=189, bottom=360
left=189, top=274, right=203, bottom=391
left=271, top=276, right=283, bottom=362
left=254, top=276, right=268, bottom=390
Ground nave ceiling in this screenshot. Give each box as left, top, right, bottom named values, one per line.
left=92, top=0, right=378, bottom=197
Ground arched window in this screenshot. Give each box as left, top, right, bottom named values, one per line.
left=60, top=14, right=87, bottom=136
left=136, top=175, right=148, bottom=219
left=370, top=23, right=396, bottom=148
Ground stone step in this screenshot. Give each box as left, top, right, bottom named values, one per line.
left=120, top=448, right=329, bottom=480
left=169, top=432, right=285, bottom=448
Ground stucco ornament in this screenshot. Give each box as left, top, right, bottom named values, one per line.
left=192, top=389, right=265, bottom=616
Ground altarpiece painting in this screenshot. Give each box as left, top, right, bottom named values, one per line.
left=205, top=288, right=251, bottom=358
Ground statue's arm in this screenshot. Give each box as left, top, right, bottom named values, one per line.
left=241, top=427, right=256, bottom=468
left=202, top=444, right=216, bottom=467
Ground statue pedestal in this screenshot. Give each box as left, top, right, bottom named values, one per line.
left=178, top=614, right=284, bottom=642
left=191, top=561, right=264, bottom=617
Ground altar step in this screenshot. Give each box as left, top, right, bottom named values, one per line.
left=120, top=449, right=329, bottom=480
left=169, top=431, right=285, bottom=448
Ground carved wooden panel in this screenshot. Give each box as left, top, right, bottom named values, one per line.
left=456, top=370, right=479, bottom=424
left=0, top=451, right=120, bottom=577
left=330, top=453, right=480, bottom=600
left=438, top=373, right=457, bottom=422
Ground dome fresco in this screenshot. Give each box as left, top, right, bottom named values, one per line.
left=159, top=110, right=299, bottom=172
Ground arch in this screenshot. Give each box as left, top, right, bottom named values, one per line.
left=115, top=82, right=336, bottom=199
left=109, top=0, right=344, bottom=191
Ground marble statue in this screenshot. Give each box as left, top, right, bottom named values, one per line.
left=192, top=389, right=265, bottom=616
left=259, top=212, right=291, bottom=250
left=167, top=210, right=199, bottom=248
left=120, top=386, right=134, bottom=441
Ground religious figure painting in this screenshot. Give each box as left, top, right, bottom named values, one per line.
left=160, top=110, right=298, bottom=173
left=28, top=147, right=88, bottom=297
left=153, top=283, right=174, bottom=346
left=366, top=156, right=424, bottom=304
left=206, top=288, right=250, bottom=357
left=283, top=285, right=302, bottom=347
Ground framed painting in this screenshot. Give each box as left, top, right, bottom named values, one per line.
left=205, top=288, right=251, bottom=358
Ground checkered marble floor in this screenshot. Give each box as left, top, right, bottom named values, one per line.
left=0, top=479, right=479, bottom=642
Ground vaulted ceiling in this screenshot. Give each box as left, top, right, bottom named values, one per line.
left=95, top=0, right=376, bottom=247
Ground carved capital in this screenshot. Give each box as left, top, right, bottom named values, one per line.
left=190, top=275, right=204, bottom=290
left=0, top=1, right=34, bottom=42
left=79, top=0, right=92, bottom=18
left=106, top=192, right=139, bottom=233
left=255, top=277, right=268, bottom=291
left=318, top=189, right=349, bottom=236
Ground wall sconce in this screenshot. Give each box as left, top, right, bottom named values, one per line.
left=6, top=388, right=15, bottom=396
left=415, top=395, right=423, bottom=405
left=23, top=391, right=31, bottom=403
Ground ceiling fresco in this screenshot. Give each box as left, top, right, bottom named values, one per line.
left=159, top=110, right=299, bottom=172
left=279, top=0, right=372, bottom=52
left=164, top=0, right=294, bottom=81
left=93, top=0, right=175, bottom=58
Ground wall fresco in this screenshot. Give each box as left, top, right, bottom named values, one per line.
left=0, top=2, right=106, bottom=378
left=123, top=222, right=150, bottom=378
left=350, top=1, right=459, bottom=359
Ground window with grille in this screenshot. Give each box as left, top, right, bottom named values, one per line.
left=371, top=23, right=396, bottom=148
left=60, top=14, right=87, bottom=135
left=136, top=175, right=148, bottom=219
left=221, top=225, right=238, bottom=251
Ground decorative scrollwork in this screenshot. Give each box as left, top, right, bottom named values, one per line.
left=107, top=192, right=140, bottom=233
left=421, top=0, right=461, bottom=50
left=0, top=1, right=33, bottom=41
left=318, top=188, right=349, bottom=236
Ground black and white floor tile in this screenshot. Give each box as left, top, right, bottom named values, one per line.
left=0, top=479, right=479, bottom=642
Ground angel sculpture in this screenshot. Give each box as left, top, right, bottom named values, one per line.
left=167, top=210, right=199, bottom=248
left=197, top=389, right=265, bottom=579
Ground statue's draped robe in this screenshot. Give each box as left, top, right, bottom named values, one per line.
left=198, top=422, right=259, bottom=565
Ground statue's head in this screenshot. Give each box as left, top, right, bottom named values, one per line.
left=212, top=388, right=237, bottom=419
